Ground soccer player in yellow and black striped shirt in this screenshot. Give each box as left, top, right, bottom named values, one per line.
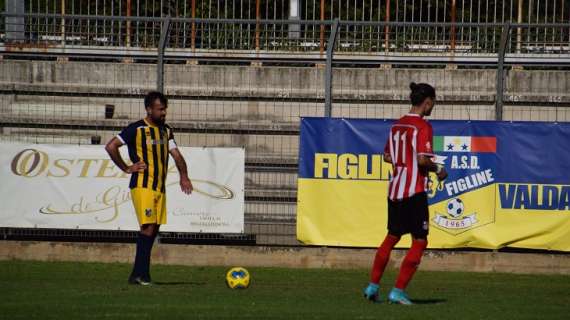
left=105, top=91, right=193, bottom=285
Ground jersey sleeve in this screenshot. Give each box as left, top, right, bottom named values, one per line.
left=417, top=123, right=434, bottom=157
left=117, top=124, right=137, bottom=146
left=167, top=126, right=178, bottom=151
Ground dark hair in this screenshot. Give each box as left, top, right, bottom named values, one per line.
left=144, top=91, right=168, bottom=109
left=409, top=82, right=436, bottom=106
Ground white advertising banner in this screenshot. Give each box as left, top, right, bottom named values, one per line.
left=0, top=143, right=244, bottom=233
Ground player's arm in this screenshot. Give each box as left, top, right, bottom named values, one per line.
left=104, top=137, right=146, bottom=173
left=418, top=155, right=447, bottom=180
left=169, top=147, right=193, bottom=195
left=416, top=124, right=447, bottom=180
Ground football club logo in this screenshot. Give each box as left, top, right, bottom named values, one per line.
left=145, top=208, right=153, bottom=217
left=433, top=198, right=478, bottom=230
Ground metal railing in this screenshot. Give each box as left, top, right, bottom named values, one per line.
left=2, top=13, right=569, bottom=60
left=19, top=1, right=570, bottom=27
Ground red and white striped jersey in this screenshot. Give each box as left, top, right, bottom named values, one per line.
left=383, top=114, right=434, bottom=201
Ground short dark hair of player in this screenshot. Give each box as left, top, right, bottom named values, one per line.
left=409, top=82, right=436, bottom=106
left=144, top=91, right=168, bottom=109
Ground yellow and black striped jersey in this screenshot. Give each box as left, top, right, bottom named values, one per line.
left=117, top=119, right=177, bottom=193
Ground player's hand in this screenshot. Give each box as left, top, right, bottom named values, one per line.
left=437, top=167, right=448, bottom=181
left=127, top=161, right=147, bottom=174
left=180, top=176, right=193, bottom=195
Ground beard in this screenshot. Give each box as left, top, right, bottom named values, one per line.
left=151, top=115, right=166, bottom=125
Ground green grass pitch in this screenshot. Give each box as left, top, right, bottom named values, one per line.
left=0, top=260, right=568, bottom=319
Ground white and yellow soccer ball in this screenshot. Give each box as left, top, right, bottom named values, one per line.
left=225, top=267, right=250, bottom=289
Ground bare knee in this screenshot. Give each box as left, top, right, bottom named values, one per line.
left=140, top=224, right=159, bottom=237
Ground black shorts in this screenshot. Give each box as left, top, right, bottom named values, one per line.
left=387, top=192, right=429, bottom=239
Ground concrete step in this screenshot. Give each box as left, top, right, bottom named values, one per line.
left=6, top=92, right=570, bottom=125
left=245, top=170, right=297, bottom=190
left=8, top=94, right=324, bottom=123
left=3, top=61, right=570, bottom=104
left=244, top=221, right=299, bottom=245
left=4, top=95, right=494, bottom=123
left=8, top=93, right=568, bottom=122
left=0, top=128, right=300, bottom=171
left=3, top=102, right=107, bottom=120
left=0, top=126, right=301, bottom=158
left=0, top=133, right=93, bottom=145
left=245, top=201, right=296, bottom=218
left=0, top=115, right=301, bottom=133
left=245, top=189, right=296, bottom=202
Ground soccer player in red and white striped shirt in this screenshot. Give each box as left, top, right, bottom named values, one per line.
left=364, top=83, right=448, bottom=304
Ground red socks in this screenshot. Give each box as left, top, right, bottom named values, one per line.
left=395, top=239, right=427, bottom=290
left=370, top=234, right=400, bottom=284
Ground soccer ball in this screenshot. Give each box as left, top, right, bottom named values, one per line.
left=225, top=267, right=250, bottom=289
left=446, top=198, right=464, bottom=219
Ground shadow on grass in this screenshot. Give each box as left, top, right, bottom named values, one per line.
left=153, top=281, right=207, bottom=286
left=410, top=298, right=446, bottom=305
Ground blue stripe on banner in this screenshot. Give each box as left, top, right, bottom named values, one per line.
left=299, top=117, right=570, bottom=185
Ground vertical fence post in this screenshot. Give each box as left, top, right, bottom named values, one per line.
left=191, top=0, right=196, bottom=52
left=450, top=0, right=456, bottom=52
left=60, top=0, right=66, bottom=47
left=255, top=0, right=261, bottom=52
left=126, top=0, right=132, bottom=48
left=325, top=19, right=340, bottom=118
left=157, top=16, right=172, bottom=93
left=516, top=0, right=522, bottom=53
left=496, top=22, right=511, bottom=121
left=319, top=0, right=325, bottom=56
left=385, top=0, right=390, bottom=53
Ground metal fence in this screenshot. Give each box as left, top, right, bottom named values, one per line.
left=3, top=13, right=570, bottom=60
left=8, top=1, right=570, bottom=54
left=1, top=13, right=570, bottom=246
left=19, top=1, right=570, bottom=24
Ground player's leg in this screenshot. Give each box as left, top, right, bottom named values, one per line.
left=129, top=225, right=156, bottom=285
left=129, top=188, right=159, bottom=285
left=370, top=234, right=401, bottom=283
left=139, top=223, right=159, bottom=283
left=364, top=234, right=401, bottom=301
left=389, top=237, right=427, bottom=304
left=364, top=199, right=403, bottom=302
left=389, top=193, right=429, bottom=304
left=139, top=191, right=166, bottom=283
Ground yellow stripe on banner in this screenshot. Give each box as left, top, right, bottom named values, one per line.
left=135, top=127, right=144, bottom=188
left=146, top=127, right=155, bottom=190
left=297, top=178, right=390, bottom=247
left=298, top=179, right=570, bottom=251
left=426, top=183, right=569, bottom=250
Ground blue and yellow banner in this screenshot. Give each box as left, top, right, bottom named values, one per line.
left=297, top=118, right=570, bottom=251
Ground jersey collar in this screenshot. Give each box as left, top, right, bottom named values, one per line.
left=143, top=118, right=159, bottom=127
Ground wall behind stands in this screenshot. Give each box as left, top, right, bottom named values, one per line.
left=1, top=60, right=570, bottom=246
